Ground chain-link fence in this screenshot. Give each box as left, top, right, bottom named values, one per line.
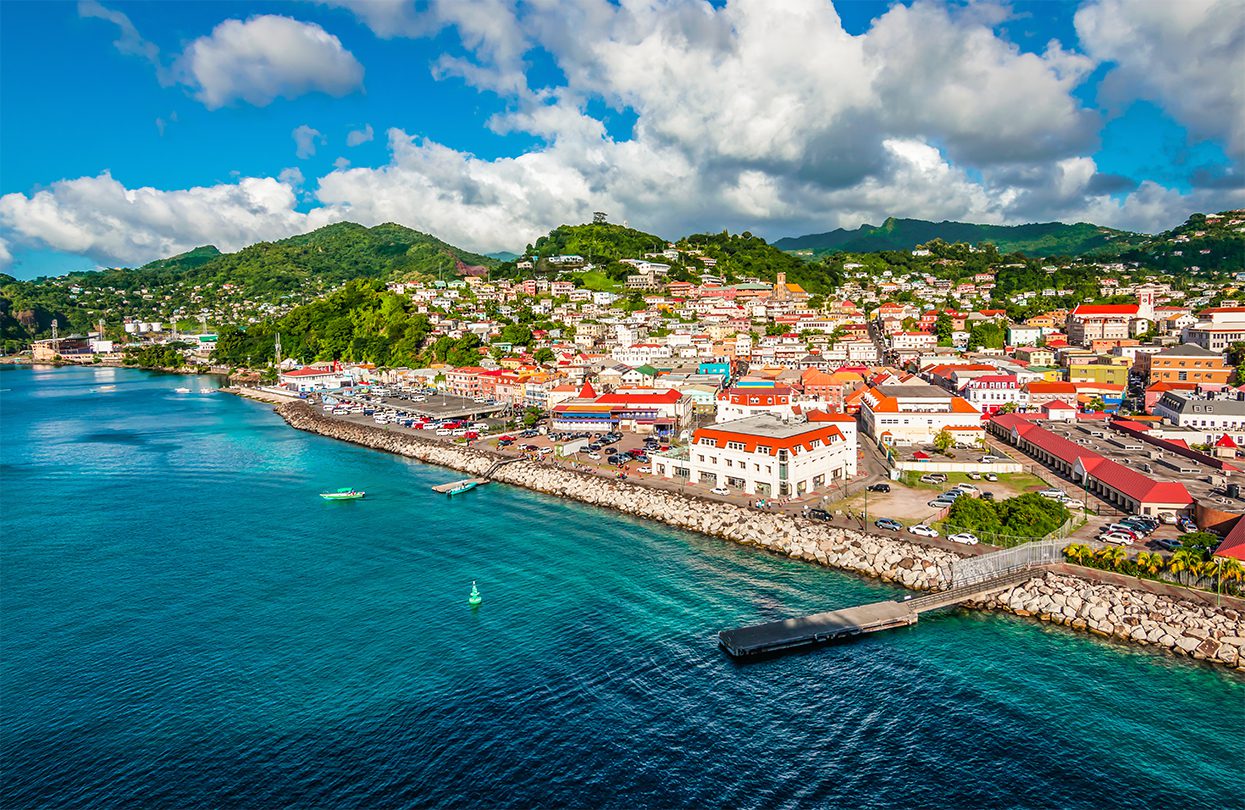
left=950, top=538, right=1066, bottom=586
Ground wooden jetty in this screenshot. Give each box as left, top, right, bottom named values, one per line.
left=431, top=478, right=488, bottom=495
left=719, top=568, right=1040, bottom=658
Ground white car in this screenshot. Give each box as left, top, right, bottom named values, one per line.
left=1099, top=531, right=1135, bottom=546
left=984, top=473, right=998, bottom=482
left=1038, top=488, right=1066, bottom=499
left=966, top=472, right=982, bottom=480
left=980, top=455, right=1001, bottom=464
left=948, top=533, right=980, bottom=545
left=1158, top=512, right=1179, bottom=525
left=710, top=486, right=730, bottom=496
left=954, top=483, right=979, bottom=494
left=586, top=452, right=601, bottom=460
left=909, top=524, right=939, bottom=538
left=435, top=428, right=452, bottom=436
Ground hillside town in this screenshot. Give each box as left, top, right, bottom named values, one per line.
left=26, top=228, right=1245, bottom=570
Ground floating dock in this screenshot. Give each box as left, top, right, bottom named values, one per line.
left=719, top=568, right=1041, bottom=658
left=431, top=478, right=488, bottom=495
left=718, top=600, right=917, bottom=657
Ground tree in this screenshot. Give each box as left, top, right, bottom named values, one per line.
left=520, top=406, right=543, bottom=427
left=967, top=321, right=1005, bottom=350
left=533, top=347, right=554, bottom=365
left=1134, top=551, right=1165, bottom=577
left=1180, top=531, right=1221, bottom=561
left=1168, top=548, right=1202, bottom=586
left=1085, top=396, right=1105, bottom=412
left=933, top=428, right=954, bottom=454
left=1094, top=545, right=1126, bottom=570
left=1063, top=543, right=1092, bottom=565
left=934, top=312, right=954, bottom=346
left=946, top=497, right=1002, bottom=535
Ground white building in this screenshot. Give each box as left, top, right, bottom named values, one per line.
left=859, top=381, right=984, bottom=446
left=651, top=412, right=858, bottom=498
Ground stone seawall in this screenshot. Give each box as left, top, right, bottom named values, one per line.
left=274, top=401, right=1244, bottom=670
left=972, top=573, right=1245, bottom=669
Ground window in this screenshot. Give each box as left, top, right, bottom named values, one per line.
left=726, top=441, right=745, bottom=451
left=756, top=445, right=771, bottom=454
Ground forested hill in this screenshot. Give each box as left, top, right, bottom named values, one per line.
left=529, top=222, right=669, bottom=263
left=774, top=217, right=1144, bottom=257
left=0, top=223, right=500, bottom=343
left=1115, top=211, right=1245, bottom=273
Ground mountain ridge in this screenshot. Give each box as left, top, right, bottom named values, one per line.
left=774, top=216, right=1145, bottom=257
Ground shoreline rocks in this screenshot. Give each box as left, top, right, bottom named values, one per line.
left=274, top=400, right=1245, bottom=671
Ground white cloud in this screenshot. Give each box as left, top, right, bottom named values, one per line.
left=0, top=172, right=342, bottom=266
left=278, top=167, right=305, bottom=187
left=346, top=123, right=374, bottom=146
left=174, top=15, right=364, bottom=108
left=0, top=237, right=12, bottom=271
left=333, top=157, right=351, bottom=170
left=1076, top=0, right=1245, bottom=159
left=293, top=125, right=325, bottom=159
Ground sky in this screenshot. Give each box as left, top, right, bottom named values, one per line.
left=1, top=0, right=1242, bottom=279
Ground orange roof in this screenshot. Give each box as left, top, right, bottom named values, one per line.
left=694, top=423, right=845, bottom=454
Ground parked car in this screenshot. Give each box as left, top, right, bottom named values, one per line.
left=1099, top=531, right=1135, bottom=546
left=866, top=483, right=891, bottom=493
left=966, top=472, right=982, bottom=480
left=928, top=499, right=957, bottom=509
left=874, top=518, right=903, bottom=531
left=808, top=508, right=832, bottom=521
left=1038, top=488, right=1066, bottom=499
left=710, top=486, right=730, bottom=496
left=1156, top=537, right=1183, bottom=551
left=954, top=483, right=979, bottom=494
left=948, top=533, right=980, bottom=545
left=909, top=524, right=939, bottom=538
left=1158, top=512, right=1179, bottom=525
left=980, top=455, right=1002, bottom=464
left=586, top=452, right=601, bottom=460
left=435, top=428, right=452, bottom=436
left=1178, top=517, right=1197, bottom=533
left=981, top=491, right=995, bottom=501
left=919, top=473, right=948, bottom=484
left=984, top=473, right=999, bottom=482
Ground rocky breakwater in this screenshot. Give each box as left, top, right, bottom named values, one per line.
left=974, top=572, right=1245, bottom=670
left=275, top=401, right=957, bottom=590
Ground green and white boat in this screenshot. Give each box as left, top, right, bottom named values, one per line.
left=320, top=487, right=365, bottom=500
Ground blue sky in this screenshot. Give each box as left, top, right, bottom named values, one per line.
left=1, top=0, right=1241, bottom=278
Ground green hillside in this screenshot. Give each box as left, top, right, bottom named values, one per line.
left=1116, top=211, right=1245, bottom=273
left=677, top=231, right=841, bottom=294
left=775, top=216, right=1144, bottom=257
left=529, top=222, right=668, bottom=263
left=0, top=222, right=499, bottom=345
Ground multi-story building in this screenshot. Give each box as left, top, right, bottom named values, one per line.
left=961, top=374, right=1026, bottom=415
left=1181, top=307, right=1245, bottom=352
left=650, top=412, right=858, bottom=497
left=715, top=384, right=796, bottom=422
left=446, top=366, right=488, bottom=398
left=1137, top=344, right=1232, bottom=384
left=1153, top=391, right=1245, bottom=444
left=859, top=381, right=983, bottom=446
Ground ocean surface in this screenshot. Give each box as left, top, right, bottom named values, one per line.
left=1, top=365, right=1241, bottom=809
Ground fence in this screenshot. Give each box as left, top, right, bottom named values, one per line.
left=950, top=538, right=1066, bottom=586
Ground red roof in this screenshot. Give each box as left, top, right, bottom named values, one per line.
left=578, top=381, right=596, bottom=398
left=1216, top=518, right=1245, bottom=561
left=1072, top=304, right=1139, bottom=316
left=283, top=367, right=337, bottom=377
left=595, top=389, right=684, bottom=405
left=1216, top=433, right=1238, bottom=448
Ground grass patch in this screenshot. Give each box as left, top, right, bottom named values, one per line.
left=579, top=271, right=623, bottom=293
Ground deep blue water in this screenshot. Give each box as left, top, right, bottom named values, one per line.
left=2, top=365, right=1241, bottom=809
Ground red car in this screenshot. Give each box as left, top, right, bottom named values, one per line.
left=443, top=421, right=463, bottom=429
left=463, top=431, right=479, bottom=440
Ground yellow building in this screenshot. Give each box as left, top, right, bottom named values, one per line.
left=1066, top=361, right=1128, bottom=386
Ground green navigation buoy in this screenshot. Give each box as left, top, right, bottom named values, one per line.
left=468, top=581, right=483, bottom=607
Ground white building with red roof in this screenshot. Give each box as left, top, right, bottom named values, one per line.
left=651, top=412, right=858, bottom=497
left=278, top=365, right=346, bottom=392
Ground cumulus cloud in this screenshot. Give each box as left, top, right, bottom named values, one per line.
left=0, top=237, right=12, bottom=270
left=1076, top=0, right=1245, bottom=159
left=293, top=125, right=325, bottom=159
left=174, top=15, right=364, bottom=108
left=11, top=0, right=1242, bottom=268
left=346, top=123, right=374, bottom=146
left=0, top=172, right=342, bottom=267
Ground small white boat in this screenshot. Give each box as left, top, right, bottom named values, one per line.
left=199, top=388, right=213, bottom=394
left=174, top=387, right=191, bottom=393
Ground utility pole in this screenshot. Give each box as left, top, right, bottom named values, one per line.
left=274, top=332, right=283, bottom=367
left=51, top=319, right=59, bottom=354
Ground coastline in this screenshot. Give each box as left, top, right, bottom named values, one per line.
left=266, top=397, right=1245, bottom=670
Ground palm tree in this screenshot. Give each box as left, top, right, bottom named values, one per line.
left=1218, top=557, right=1245, bottom=594
left=1063, top=543, right=1091, bottom=565
left=1168, top=548, right=1201, bottom=587
left=1134, top=551, right=1164, bottom=578
left=1094, top=545, right=1127, bottom=570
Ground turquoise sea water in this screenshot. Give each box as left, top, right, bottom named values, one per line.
left=1, top=365, right=1241, bottom=809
